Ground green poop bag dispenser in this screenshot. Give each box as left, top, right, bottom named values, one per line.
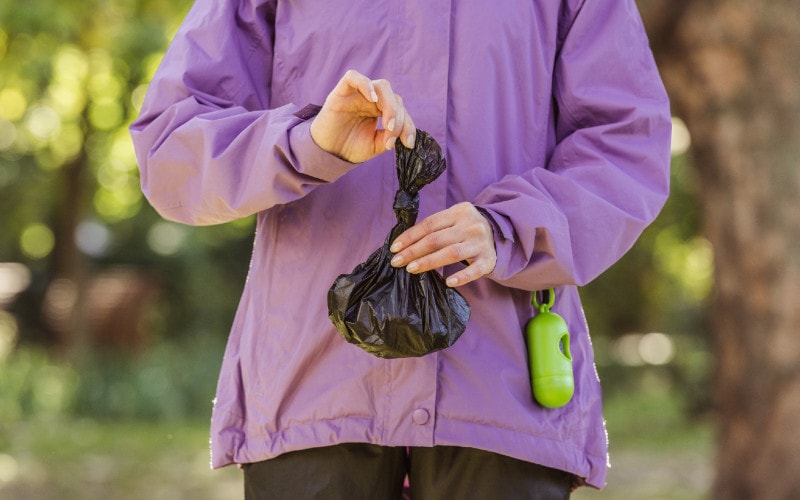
left=525, top=288, right=574, bottom=408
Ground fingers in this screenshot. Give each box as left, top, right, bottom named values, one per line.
left=372, top=79, right=416, bottom=150
left=389, top=203, right=497, bottom=287
left=398, top=111, right=416, bottom=150
left=337, top=69, right=378, bottom=103
left=313, top=69, right=417, bottom=163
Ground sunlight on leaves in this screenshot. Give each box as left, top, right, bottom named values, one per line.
left=0, top=28, right=7, bottom=59
left=49, top=123, right=84, bottom=164
left=109, top=129, right=139, bottom=169
left=0, top=120, right=17, bottom=150
left=25, top=105, right=61, bottom=141
left=88, top=69, right=124, bottom=103
left=654, top=228, right=714, bottom=302
left=53, top=45, right=90, bottom=86
left=0, top=88, right=27, bottom=121
left=88, top=100, right=124, bottom=131
left=130, top=83, right=150, bottom=113
left=47, top=82, right=86, bottom=122
left=94, top=183, right=143, bottom=222
left=20, top=223, right=55, bottom=260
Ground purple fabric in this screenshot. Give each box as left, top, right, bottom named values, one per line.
left=130, top=0, right=670, bottom=488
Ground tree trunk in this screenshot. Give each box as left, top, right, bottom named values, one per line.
left=638, top=1, right=800, bottom=498
left=44, top=133, right=89, bottom=354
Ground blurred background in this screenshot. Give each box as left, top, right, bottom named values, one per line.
left=0, top=1, right=797, bottom=499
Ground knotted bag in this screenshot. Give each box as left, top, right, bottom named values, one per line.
left=327, top=130, right=471, bottom=358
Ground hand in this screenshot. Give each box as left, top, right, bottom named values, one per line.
left=310, top=69, right=416, bottom=164
left=389, top=202, right=497, bottom=287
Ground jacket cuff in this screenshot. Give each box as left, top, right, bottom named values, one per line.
left=288, top=107, right=356, bottom=183
left=475, top=206, right=515, bottom=282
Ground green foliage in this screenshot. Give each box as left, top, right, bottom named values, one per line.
left=582, top=153, right=708, bottom=338
left=581, top=151, right=713, bottom=411
left=0, top=347, right=78, bottom=420
left=0, top=337, right=226, bottom=422
left=0, top=0, right=260, bottom=349
left=73, top=337, right=227, bottom=420
left=0, top=0, right=190, bottom=235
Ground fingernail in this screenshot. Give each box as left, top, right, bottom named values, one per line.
left=370, top=89, right=378, bottom=102
left=391, top=255, right=403, bottom=267
left=446, top=277, right=458, bottom=287
left=386, top=136, right=397, bottom=150
left=406, top=262, right=419, bottom=273
left=390, top=241, right=402, bottom=253
left=386, top=118, right=395, bottom=132
left=407, top=134, right=415, bottom=148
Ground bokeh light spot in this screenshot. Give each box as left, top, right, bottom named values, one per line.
left=671, top=116, right=691, bottom=156
left=147, top=222, right=187, bottom=256
left=0, top=88, right=27, bottom=121
left=20, top=223, right=55, bottom=259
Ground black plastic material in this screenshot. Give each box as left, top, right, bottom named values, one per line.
left=327, top=130, right=471, bottom=358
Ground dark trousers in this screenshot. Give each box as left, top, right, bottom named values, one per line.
left=243, top=444, right=573, bottom=500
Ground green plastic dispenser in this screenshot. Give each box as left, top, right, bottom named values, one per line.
left=525, top=289, right=574, bottom=408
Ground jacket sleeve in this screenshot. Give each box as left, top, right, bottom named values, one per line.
left=129, top=0, right=354, bottom=226
left=473, top=0, right=671, bottom=291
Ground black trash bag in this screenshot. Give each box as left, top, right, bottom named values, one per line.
left=327, top=130, right=471, bottom=358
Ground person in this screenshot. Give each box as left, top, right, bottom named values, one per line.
left=130, top=0, right=671, bottom=498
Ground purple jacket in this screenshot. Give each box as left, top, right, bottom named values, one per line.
left=131, top=0, right=670, bottom=488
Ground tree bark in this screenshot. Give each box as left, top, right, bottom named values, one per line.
left=44, top=127, right=89, bottom=354
left=638, top=1, right=800, bottom=497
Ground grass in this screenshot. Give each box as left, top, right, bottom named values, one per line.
left=575, top=385, right=713, bottom=500
left=0, top=385, right=712, bottom=499
left=0, top=418, right=242, bottom=500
